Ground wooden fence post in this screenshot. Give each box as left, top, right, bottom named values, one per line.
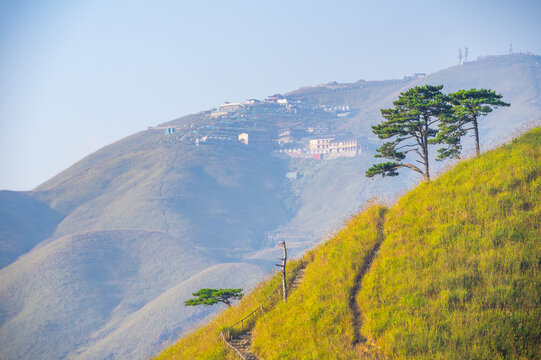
left=275, top=241, right=287, bottom=302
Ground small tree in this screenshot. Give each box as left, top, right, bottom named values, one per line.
left=366, top=85, right=451, bottom=182
left=438, top=89, right=510, bottom=158
left=184, top=288, right=243, bottom=308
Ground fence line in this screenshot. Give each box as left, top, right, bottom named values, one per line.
left=220, top=332, right=248, bottom=360
left=226, top=287, right=280, bottom=334
left=220, top=261, right=306, bottom=359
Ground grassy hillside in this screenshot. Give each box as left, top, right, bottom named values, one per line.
left=159, top=127, right=540, bottom=359
left=358, top=127, right=541, bottom=359
left=252, top=205, right=386, bottom=359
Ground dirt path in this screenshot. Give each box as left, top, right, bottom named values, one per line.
left=227, top=329, right=258, bottom=360
left=350, top=215, right=386, bottom=346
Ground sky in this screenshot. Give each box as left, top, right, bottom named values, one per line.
left=1, top=0, right=540, bottom=191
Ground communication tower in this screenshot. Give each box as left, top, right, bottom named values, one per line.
left=464, top=47, right=469, bottom=62
left=458, top=48, right=463, bottom=65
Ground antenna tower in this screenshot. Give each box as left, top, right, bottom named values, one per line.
left=458, top=48, right=463, bottom=65
left=464, top=47, right=469, bottom=62
left=509, top=43, right=513, bottom=54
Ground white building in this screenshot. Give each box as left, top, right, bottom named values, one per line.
left=309, top=135, right=358, bottom=158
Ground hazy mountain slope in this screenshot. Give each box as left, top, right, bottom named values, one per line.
left=0, top=229, right=212, bottom=360
left=286, top=79, right=413, bottom=137
left=34, top=131, right=158, bottom=216
left=35, top=136, right=292, bottom=251
left=418, top=55, right=541, bottom=144
left=287, top=55, right=541, bottom=148
left=0, top=191, right=63, bottom=268
left=74, top=263, right=267, bottom=360
left=1, top=54, right=540, bottom=360
left=262, top=155, right=414, bottom=258
left=1, top=137, right=294, bottom=359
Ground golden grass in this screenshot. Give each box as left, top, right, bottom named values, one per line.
left=359, top=127, right=541, bottom=359
left=251, top=204, right=386, bottom=359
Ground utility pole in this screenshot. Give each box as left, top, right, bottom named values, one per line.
left=275, top=241, right=287, bottom=302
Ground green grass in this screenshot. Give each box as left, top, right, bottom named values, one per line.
left=359, top=127, right=541, bottom=359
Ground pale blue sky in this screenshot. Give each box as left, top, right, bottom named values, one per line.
left=1, top=0, right=540, bottom=190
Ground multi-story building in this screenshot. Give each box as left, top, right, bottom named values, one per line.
left=327, top=135, right=357, bottom=157
left=309, top=135, right=358, bottom=158
left=309, top=137, right=333, bottom=152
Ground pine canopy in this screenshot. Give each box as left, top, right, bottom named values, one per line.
left=184, top=288, right=243, bottom=307
left=367, top=85, right=450, bottom=181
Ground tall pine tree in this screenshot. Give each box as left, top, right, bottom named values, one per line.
left=366, top=85, right=450, bottom=182
left=437, top=89, right=510, bottom=158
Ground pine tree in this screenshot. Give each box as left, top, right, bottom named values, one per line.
left=366, top=85, right=450, bottom=181
left=437, top=89, right=510, bottom=158
left=184, top=288, right=243, bottom=307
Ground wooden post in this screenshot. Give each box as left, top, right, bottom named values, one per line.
left=275, top=241, right=287, bottom=302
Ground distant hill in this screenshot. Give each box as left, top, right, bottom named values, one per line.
left=1, top=54, right=540, bottom=360
left=156, top=127, right=540, bottom=360
left=0, top=191, right=62, bottom=268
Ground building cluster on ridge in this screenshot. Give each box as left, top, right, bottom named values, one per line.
left=151, top=92, right=367, bottom=159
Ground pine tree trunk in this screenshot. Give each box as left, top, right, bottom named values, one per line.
left=422, top=124, right=430, bottom=182
left=424, top=149, right=430, bottom=182
left=473, top=117, right=480, bottom=156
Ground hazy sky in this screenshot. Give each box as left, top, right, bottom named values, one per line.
left=1, top=0, right=540, bottom=190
